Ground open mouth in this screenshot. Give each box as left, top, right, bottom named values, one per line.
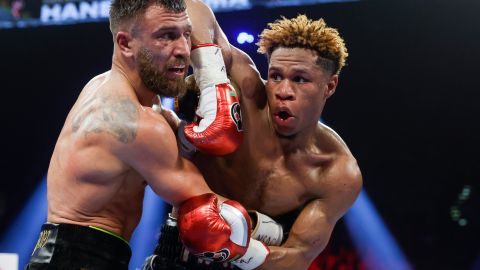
left=277, top=110, right=292, bottom=120
left=275, top=107, right=294, bottom=121
left=167, top=67, right=185, bottom=74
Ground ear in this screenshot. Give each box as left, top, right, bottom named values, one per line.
left=116, top=31, right=135, bottom=58
left=325, top=74, right=338, bottom=99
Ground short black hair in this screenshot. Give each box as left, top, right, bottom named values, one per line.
left=110, top=0, right=186, bottom=34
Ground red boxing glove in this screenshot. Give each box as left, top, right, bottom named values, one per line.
left=183, top=44, right=243, bottom=156
left=177, top=193, right=251, bottom=262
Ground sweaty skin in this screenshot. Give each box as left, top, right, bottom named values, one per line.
left=47, top=5, right=212, bottom=241
left=194, top=47, right=362, bottom=270
left=183, top=2, right=363, bottom=269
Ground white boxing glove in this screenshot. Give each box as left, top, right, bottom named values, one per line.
left=231, top=211, right=284, bottom=269
left=231, top=238, right=270, bottom=270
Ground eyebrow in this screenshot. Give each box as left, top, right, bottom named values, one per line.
left=290, top=67, right=311, bottom=74
left=269, top=65, right=311, bottom=74
left=268, top=65, right=284, bottom=72
left=154, top=23, right=192, bottom=34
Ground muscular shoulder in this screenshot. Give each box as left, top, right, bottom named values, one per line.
left=71, top=93, right=139, bottom=145
left=132, top=108, right=177, bottom=150
left=312, top=122, right=362, bottom=219
left=315, top=122, right=361, bottom=182
left=72, top=85, right=176, bottom=162
left=58, top=85, right=141, bottom=179
left=118, top=107, right=180, bottom=168
left=314, top=122, right=351, bottom=155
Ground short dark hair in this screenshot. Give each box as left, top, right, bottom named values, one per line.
left=109, top=0, right=186, bottom=34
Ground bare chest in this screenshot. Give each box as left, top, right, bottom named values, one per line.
left=200, top=156, right=322, bottom=217
left=254, top=167, right=310, bottom=215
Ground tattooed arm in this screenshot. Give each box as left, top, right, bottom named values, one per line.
left=47, top=71, right=220, bottom=240
left=67, top=84, right=214, bottom=206
left=109, top=99, right=213, bottom=206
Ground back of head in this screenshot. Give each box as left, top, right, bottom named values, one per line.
left=109, top=0, right=186, bottom=35
left=257, top=15, right=348, bottom=75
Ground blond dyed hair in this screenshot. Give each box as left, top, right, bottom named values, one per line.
left=257, top=15, right=348, bottom=75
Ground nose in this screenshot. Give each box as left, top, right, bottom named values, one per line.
left=173, top=35, right=191, bottom=59
left=275, top=81, right=295, bottom=101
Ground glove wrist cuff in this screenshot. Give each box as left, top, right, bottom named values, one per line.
left=191, top=44, right=229, bottom=90
left=232, top=238, right=269, bottom=270
left=249, top=211, right=284, bottom=246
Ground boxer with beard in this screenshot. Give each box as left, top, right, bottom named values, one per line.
left=25, top=1, right=262, bottom=269
left=145, top=2, right=362, bottom=269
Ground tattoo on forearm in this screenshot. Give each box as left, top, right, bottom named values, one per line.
left=72, top=95, right=138, bottom=143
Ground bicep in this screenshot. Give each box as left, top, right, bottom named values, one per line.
left=259, top=200, right=334, bottom=270
left=229, top=46, right=265, bottom=102
left=148, top=157, right=212, bottom=207
left=261, top=159, right=362, bottom=269
left=280, top=157, right=363, bottom=259
left=117, top=119, right=211, bottom=206
left=284, top=199, right=335, bottom=259
left=285, top=157, right=363, bottom=255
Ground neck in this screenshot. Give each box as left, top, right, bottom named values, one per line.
left=111, top=54, right=156, bottom=107
left=276, top=129, right=317, bottom=155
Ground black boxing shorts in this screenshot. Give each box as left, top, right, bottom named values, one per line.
left=25, top=223, right=131, bottom=270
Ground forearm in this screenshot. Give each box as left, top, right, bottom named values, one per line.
left=254, top=200, right=334, bottom=270
left=186, top=0, right=215, bottom=44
